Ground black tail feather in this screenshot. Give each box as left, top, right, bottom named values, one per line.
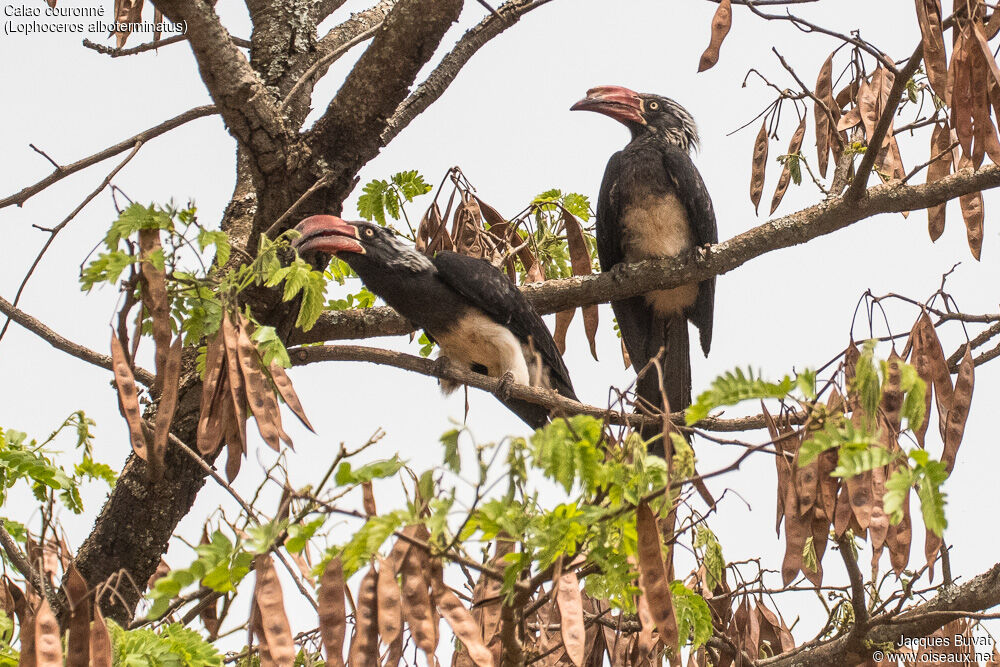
left=639, top=314, right=691, bottom=454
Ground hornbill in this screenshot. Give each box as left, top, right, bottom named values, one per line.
left=292, top=216, right=578, bottom=428
left=572, top=85, right=717, bottom=454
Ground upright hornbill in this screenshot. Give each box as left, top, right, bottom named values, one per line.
left=572, top=85, right=717, bottom=452
left=292, top=216, right=578, bottom=428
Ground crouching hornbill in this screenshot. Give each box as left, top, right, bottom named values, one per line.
left=572, top=86, right=717, bottom=455
left=292, top=216, right=577, bottom=428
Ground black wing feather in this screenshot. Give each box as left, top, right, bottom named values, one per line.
left=660, top=147, right=717, bottom=356
left=431, top=251, right=576, bottom=400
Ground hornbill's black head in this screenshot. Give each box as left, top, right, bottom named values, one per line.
left=292, top=215, right=433, bottom=275
left=570, top=85, right=699, bottom=152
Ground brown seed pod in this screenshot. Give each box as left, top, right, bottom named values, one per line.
left=110, top=330, right=148, bottom=460
left=697, top=0, right=732, bottom=72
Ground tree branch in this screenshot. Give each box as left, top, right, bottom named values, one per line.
left=0, top=294, right=154, bottom=386
left=306, top=0, right=463, bottom=212
left=299, top=163, right=1000, bottom=343
left=759, top=562, right=1000, bottom=666
left=81, top=34, right=251, bottom=58
left=288, top=343, right=796, bottom=434
left=290, top=343, right=658, bottom=428
left=380, top=0, right=554, bottom=146
left=742, top=3, right=896, bottom=71
left=0, top=106, right=217, bottom=210
left=0, top=142, right=144, bottom=345
left=152, top=0, right=289, bottom=178
left=845, top=42, right=925, bottom=201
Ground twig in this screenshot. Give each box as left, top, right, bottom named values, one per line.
left=836, top=534, right=868, bottom=631
left=845, top=42, right=925, bottom=200
left=29, top=144, right=61, bottom=170
left=280, top=22, right=383, bottom=113
left=742, top=3, right=896, bottom=71
left=264, top=175, right=333, bottom=238
left=165, top=431, right=257, bottom=520
left=0, top=293, right=155, bottom=386
left=165, top=431, right=318, bottom=611
left=82, top=34, right=251, bottom=57
left=475, top=0, right=505, bottom=20
left=0, top=106, right=216, bottom=210
left=902, top=140, right=960, bottom=184
left=0, top=142, right=144, bottom=345
left=0, top=523, right=65, bottom=619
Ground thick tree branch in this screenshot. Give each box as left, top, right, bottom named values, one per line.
left=288, top=343, right=789, bottom=434
left=290, top=343, right=657, bottom=428
left=0, top=294, right=154, bottom=386
left=306, top=0, right=463, bottom=212
left=153, top=0, right=289, bottom=177
left=380, top=0, right=554, bottom=146
left=0, top=106, right=217, bottom=211
left=759, top=562, right=1000, bottom=667
left=299, top=163, right=1000, bottom=343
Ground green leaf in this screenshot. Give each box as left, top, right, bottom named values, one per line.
left=803, top=536, right=818, bottom=573
left=687, top=368, right=794, bottom=425
left=245, top=519, right=288, bottom=555
left=529, top=416, right=605, bottom=494
left=899, top=363, right=927, bottom=432
left=440, top=429, right=461, bottom=473
left=358, top=179, right=391, bottom=225
left=418, top=332, right=436, bottom=357
left=251, top=325, right=291, bottom=369
left=561, top=192, right=592, bottom=221
left=391, top=170, right=433, bottom=201
left=334, top=456, right=405, bottom=486
left=694, top=527, right=724, bottom=589
left=336, top=511, right=408, bottom=577
left=104, top=203, right=173, bottom=249
left=916, top=459, right=948, bottom=536
left=196, top=228, right=231, bottom=267
left=75, top=458, right=117, bottom=488
left=671, top=582, right=712, bottom=649
left=853, top=340, right=880, bottom=429
left=108, top=620, right=222, bottom=667
left=286, top=517, right=325, bottom=554
left=884, top=466, right=914, bottom=525
left=80, top=250, right=136, bottom=291
left=796, top=369, right=817, bottom=400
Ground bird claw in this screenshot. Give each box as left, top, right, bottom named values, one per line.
left=695, top=243, right=712, bottom=259
left=494, top=371, right=516, bottom=401
left=433, top=356, right=453, bottom=376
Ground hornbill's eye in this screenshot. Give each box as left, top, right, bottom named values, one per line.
left=364, top=228, right=374, bottom=237
left=647, top=100, right=660, bottom=111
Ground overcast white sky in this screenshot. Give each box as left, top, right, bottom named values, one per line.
left=2, top=0, right=999, bottom=658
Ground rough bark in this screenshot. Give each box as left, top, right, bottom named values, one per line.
left=306, top=0, right=464, bottom=216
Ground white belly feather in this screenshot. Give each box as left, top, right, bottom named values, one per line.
left=434, top=310, right=531, bottom=387
left=621, top=193, right=699, bottom=316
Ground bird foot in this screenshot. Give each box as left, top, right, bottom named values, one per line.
left=494, top=371, right=516, bottom=401
left=432, top=355, right=453, bottom=376
left=434, top=356, right=462, bottom=395
left=695, top=243, right=712, bottom=259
